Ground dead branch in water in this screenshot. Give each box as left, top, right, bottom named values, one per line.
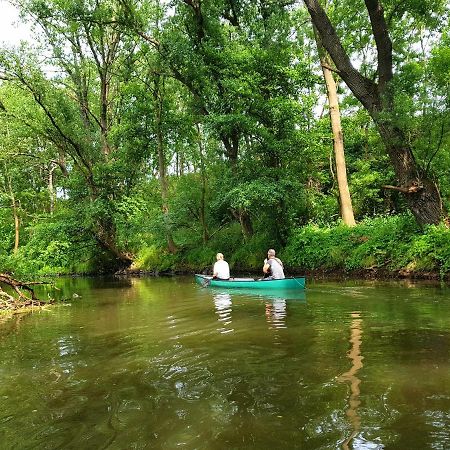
left=0, top=273, right=53, bottom=310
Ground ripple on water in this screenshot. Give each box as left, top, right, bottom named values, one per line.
left=2, top=277, right=450, bottom=450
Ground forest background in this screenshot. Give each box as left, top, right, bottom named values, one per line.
left=1, top=0, right=450, bottom=279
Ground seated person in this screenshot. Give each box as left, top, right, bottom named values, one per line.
left=263, top=249, right=285, bottom=280
left=213, top=253, right=230, bottom=279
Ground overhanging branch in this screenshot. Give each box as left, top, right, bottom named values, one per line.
left=382, top=183, right=423, bottom=194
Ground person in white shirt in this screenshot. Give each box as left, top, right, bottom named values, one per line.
left=213, top=253, right=230, bottom=279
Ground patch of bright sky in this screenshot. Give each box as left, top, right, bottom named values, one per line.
left=0, top=1, right=32, bottom=46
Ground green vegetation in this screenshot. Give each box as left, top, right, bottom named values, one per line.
left=285, top=215, right=450, bottom=277
left=1, top=0, right=450, bottom=279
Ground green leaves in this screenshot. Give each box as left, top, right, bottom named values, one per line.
left=283, top=214, right=446, bottom=274
left=430, top=32, right=450, bottom=87
left=226, top=179, right=285, bottom=212
left=0, top=0, right=449, bottom=274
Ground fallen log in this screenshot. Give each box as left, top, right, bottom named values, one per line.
left=0, top=273, right=53, bottom=310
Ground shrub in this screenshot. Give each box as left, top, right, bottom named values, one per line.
left=134, top=245, right=177, bottom=272
left=283, top=214, right=450, bottom=276
left=406, top=224, right=450, bottom=276
left=230, top=232, right=274, bottom=271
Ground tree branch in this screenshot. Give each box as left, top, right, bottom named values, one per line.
left=364, top=0, right=393, bottom=93
left=425, top=115, right=447, bottom=174
left=0, top=273, right=51, bottom=306
left=303, top=0, right=380, bottom=114
left=382, top=183, right=423, bottom=194
left=321, top=62, right=339, bottom=75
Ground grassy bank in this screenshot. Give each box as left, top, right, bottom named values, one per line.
left=3, top=215, right=450, bottom=281
left=283, top=215, right=450, bottom=279
left=131, top=215, right=450, bottom=280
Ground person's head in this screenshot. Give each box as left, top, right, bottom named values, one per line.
left=267, top=249, right=276, bottom=258
left=216, top=252, right=224, bottom=261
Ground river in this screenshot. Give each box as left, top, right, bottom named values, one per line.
left=0, top=276, right=449, bottom=449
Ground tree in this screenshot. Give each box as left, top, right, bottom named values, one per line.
left=0, top=0, right=143, bottom=268
left=0, top=88, right=58, bottom=258
left=0, top=273, right=53, bottom=309
left=303, top=0, right=446, bottom=225
left=313, top=24, right=356, bottom=226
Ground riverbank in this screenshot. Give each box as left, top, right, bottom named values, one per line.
left=115, top=266, right=450, bottom=284
left=3, top=215, right=450, bottom=282
left=125, top=216, right=450, bottom=281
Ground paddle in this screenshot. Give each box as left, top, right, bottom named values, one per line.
left=201, top=276, right=212, bottom=287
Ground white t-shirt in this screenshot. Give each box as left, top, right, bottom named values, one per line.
left=213, top=260, right=230, bottom=279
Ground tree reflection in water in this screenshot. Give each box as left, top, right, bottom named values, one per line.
left=338, top=311, right=363, bottom=449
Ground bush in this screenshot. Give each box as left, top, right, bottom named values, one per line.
left=283, top=215, right=450, bottom=276
left=406, top=224, right=450, bottom=276
left=230, top=232, right=274, bottom=271
left=134, top=245, right=178, bottom=272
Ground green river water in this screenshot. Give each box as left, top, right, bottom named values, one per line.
left=0, top=276, right=449, bottom=449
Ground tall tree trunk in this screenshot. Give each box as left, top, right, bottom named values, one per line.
left=48, top=162, right=57, bottom=215
left=5, top=171, right=19, bottom=254
left=375, top=123, right=443, bottom=224
left=83, top=23, right=121, bottom=158
left=196, top=124, right=209, bottom=243
left=100, top=71, right=111, bottom=156
left=232, top=208, right=253, bottom=240
left=303, top=0, right=445, bottom=225
left=315, top=29, right=356, bottom=226
left=154, top=74, right=177, bottom=254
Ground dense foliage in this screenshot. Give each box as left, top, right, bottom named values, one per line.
left=0, top=0, right=449, bottom=278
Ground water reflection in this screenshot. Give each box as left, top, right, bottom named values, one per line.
left=210, top=289, right=306, bottom=332
left=208, top=286, right=306, bottom=302
left=213, top=293, right=234, bottom=334
left=265, top=298, right=287, bottom=329
left=338, top=311, right=364, bottom=449
left=2, top=278, right=450, bottom=449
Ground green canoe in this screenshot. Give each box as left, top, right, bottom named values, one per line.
left=195, top=274, right=305, bottom=290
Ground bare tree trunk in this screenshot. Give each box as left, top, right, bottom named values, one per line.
left=196, top=124, right=209, bottom=243
left=154, top=74, right=177, bottom=254
left=318, top=47, right=356, bottom=226
left=5, top=172, right=20, bottom=253
left=303, top=0, right=445, bottom=225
